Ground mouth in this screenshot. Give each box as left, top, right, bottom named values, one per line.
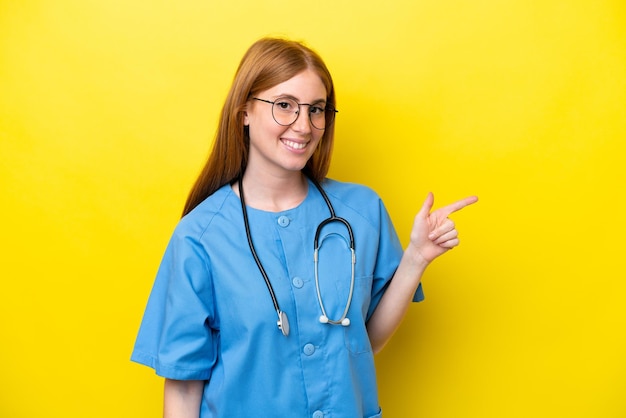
left=281, top=139, right=309, bottom=151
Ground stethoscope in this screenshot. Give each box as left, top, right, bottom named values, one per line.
left=238, top=175, right=355, bottom=337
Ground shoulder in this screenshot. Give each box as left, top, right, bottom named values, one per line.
left=321, top=178, right=382, bottom=206
left=319, top=178, right=389, bottom=226
left=174, top=184, right=235, bottom=240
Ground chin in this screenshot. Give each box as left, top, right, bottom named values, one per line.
left=282, top=158, right=311, bottom=173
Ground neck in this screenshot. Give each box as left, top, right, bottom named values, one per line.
left=236, top=170, right=308, bottom=212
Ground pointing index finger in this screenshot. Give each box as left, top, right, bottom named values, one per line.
left=439, top=195, right=479, bottom=217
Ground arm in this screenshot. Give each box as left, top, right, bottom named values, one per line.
left=163, top=379, right=204, bottom=418
left=367, top=192, right=478, bottom=353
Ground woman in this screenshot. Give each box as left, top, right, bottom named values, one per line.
left=132, top=37, right=477, bottom=418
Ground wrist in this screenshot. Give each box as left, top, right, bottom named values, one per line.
left=403, top=243, right=430, bottom=270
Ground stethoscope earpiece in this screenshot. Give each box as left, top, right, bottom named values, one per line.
left=319, top=315, right=351, bottom=326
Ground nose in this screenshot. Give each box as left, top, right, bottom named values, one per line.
left=291, top=107, right=312, bottom=133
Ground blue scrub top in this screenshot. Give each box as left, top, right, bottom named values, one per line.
left=131, top=178, right=424, bottom=418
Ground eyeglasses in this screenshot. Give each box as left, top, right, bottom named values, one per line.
left=251, top=97, right=338, bottom=130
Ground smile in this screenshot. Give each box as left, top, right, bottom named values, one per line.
left=282, top=139, right=308, bottom=150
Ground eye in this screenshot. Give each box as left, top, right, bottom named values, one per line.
left=309, top=105, right=325, bottom=115
left=274, top=99, right=296, bottom=112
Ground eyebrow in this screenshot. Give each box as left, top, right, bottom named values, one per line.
left=273, top=94, right=327, bottom=105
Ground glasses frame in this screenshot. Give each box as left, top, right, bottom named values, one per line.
left=251, top=97, right=338, bottom=130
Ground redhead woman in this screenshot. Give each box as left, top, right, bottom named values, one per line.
left=131, top=37, right=477, bottom=418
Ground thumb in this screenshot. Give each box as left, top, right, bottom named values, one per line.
left=417, top=192, right=434, bottom=218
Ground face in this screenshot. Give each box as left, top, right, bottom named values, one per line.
left=244, top=69, right=327, bottom=178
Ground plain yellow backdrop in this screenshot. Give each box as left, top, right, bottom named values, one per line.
left=1, top=1, right=625, bottom=417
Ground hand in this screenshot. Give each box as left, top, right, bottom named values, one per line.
left=408, top=193, right=478, bottom=264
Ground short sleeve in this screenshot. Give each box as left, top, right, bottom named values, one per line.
left=413, top=282, right=425, bottom=302
left=366, top=198, right=424, bottom=321
left=131, top=228, right=218, bottom=380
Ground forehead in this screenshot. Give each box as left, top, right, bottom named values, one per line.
left=262, top=69, right=327, bottom=102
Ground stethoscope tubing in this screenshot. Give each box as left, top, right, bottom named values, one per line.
left=239, top=174, right=356, bottom=336
left=239, top=179, right=290, bottom=336
left=314, top=243, right=355, bottom=326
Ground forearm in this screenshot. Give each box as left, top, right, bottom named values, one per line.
left=366, top=244, right=429, bottom=354
left=163, top=379, right=204, bottom=418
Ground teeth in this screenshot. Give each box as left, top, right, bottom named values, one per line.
left=283, top=140, right=307, bottom=150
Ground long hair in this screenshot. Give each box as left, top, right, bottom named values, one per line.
left=182, top=38, right=336, bottom=216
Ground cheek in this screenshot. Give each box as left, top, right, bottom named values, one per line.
left=248, top=119, right=287, bottom=142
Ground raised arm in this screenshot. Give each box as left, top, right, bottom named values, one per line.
left=366, top=193, right=478, bottom=353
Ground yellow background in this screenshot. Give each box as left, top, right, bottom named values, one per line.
left=1, top=1, right=625, bottom=417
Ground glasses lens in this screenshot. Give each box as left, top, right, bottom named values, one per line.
left=271, top=98, right=336, bottom=130
left=272, top=98, right=299, bottom=126
left=308, top=104, right=328, bottom=130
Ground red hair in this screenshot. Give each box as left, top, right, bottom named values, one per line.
left=182, top=38, right=336, bottom=216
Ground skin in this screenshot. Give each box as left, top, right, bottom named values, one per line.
left=164, top=379, right=203, bottom=418
left=163, top=69, right=478, bottom=416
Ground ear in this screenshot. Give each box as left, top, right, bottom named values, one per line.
left=243, top=104, right=249, bottom=127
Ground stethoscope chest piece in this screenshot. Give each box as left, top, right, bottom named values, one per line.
left=277, top=311, right=290, bottom=336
